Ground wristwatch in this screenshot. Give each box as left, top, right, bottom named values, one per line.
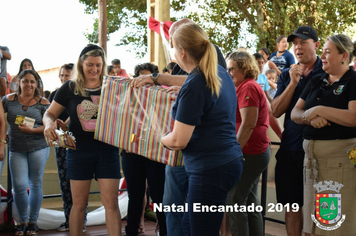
left=0, top=139, right=7, bottom=144
left=151, top=73, right=160, bottom=85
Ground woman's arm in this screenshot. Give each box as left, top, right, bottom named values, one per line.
left=161, top=120, right=195, bottom=150
left=291, top=98, right=307, bottom=125
left=0, top=102, right=6, bottom=161
left=268, top=61, right=281, bottom=76
left=18, top=123, right=46, bottom=134
left=303, top=101, right=356, bottom=127
left=236, top=107, right=258, bottom=149
left=43, top=101, right=66, bottom=140
left=292, top=98, right=331, bottom=128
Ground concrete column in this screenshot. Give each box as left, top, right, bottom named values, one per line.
left=147, top=0, right=170, bottom=71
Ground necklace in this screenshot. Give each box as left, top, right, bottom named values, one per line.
left=278, top=50, right=286, bottom=53
left=85, top=86, right=102, bottom=92
left=18, top=94, right=37, bottom=111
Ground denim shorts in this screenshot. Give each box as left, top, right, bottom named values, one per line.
left=67, top=139, right=121, bottom=180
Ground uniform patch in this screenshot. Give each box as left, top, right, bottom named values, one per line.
left=333, top=85, right=344, bottom=95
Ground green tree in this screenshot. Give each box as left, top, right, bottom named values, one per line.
left=80, top=0, right=356, bottom=57
left=79, top=0, right=147, bottom=57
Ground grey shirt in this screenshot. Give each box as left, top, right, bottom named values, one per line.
left=2, top=94, right=49, bottom=152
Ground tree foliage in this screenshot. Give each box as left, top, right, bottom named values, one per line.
left=79, top=0, right=147, bottom=57
left=80, top=0, right=356, bottom=58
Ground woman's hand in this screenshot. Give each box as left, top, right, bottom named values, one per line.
left=56, top=119, right=68, bottom=131
left=0, top=143, right=4, bottom=161
left=131, top=75, right=154, bottom=88
left=18, top=123, right=33, bottom=134
left=44, top=122, right=58, bottom=141
left=167, top=86, right=181, bottom=92
left=302, top=106, right=320, bottom=123
left=310, top=116, right=330, bottom=129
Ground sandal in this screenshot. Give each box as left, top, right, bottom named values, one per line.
left=26, top=224, right=38, bottom=236
left=14, top=224, right=27, bottom=236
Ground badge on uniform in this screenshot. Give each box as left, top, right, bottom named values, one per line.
left=333, top=85, right=344, bottom=95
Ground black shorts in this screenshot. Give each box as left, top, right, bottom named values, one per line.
left=274, top=148, right=304, bottom=206
left=67, top=139, right=121, bottom=180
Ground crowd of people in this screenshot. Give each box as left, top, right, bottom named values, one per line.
left=0, top=19, right=356, bottom=236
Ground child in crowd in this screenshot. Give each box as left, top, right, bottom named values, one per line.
left=265, top=69, right=278, bottom=98
left=107, top=65, right=117, bottom=76
left=253, top=53, right=283, bottom=139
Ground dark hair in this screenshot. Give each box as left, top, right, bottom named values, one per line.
left=276, top=35, right=287, bottom=43
left=162, top=67, right=169, bottom=73
left=17, top=58, right=35, bottom=75
left=108, top=65, right=115, bottom=73
left=167, top=62, right=177, bottom=70
left=134, top=62, right=159, bottom=77
left=61, top=63, right=74, bottom=71
left=111, top=59, right=121, bottom=65
left=253, top=53, right=264, bottom=61
left=59, top=63, right=74, bottom=76
left=163, top=62, right=177, bottom=73
left=18, top=69, right=41, bottom=97
left=44, top=90, right=51, bottom=99
left=259, top=48, right=270, bottom=57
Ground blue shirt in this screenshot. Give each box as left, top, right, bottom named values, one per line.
left=172, top=66, right=242, bottom=173
left=274, top=57, right=323, bottom=151
left=270, top=50, right=295, bottom=72
left=256, top=73, right=270, bottom=92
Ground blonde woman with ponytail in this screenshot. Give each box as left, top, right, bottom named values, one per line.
left=161, top=23, right=244, bottom=236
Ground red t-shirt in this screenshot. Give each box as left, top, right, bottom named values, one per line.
left=236, top=78, right=270, bottom=155
left=117, top=69, right=129, bottom=78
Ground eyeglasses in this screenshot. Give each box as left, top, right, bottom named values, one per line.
left=227, top=66, right=239, bottom=74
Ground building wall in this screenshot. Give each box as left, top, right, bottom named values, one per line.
left=37, top=66, right=62, bottom=93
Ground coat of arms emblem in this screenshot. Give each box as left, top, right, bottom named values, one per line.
left=311, top=181, right=346, bottom=231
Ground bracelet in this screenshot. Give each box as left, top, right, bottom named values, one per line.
left=0, top=139, right=7, bottom=144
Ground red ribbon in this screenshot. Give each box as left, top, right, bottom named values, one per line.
left=148, top=16, right=174, bottom=40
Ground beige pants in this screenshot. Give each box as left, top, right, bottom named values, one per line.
left=303, top=138, right=356, bottom=236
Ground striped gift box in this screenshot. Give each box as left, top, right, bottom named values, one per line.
left=94, top=76, right=184, bottom=166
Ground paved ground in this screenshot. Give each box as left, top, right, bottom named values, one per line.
left=0, top=219, right=289, bottom=236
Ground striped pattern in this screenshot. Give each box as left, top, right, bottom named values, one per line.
left=94, top=76, right=184, bottom=166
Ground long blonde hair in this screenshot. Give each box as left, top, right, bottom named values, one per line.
left=71, top=44, right=107, bottom=97
left=173, top=23, right=221, bottom=96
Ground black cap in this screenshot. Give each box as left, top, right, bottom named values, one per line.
left=287, top=26, right=318, bottom=42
